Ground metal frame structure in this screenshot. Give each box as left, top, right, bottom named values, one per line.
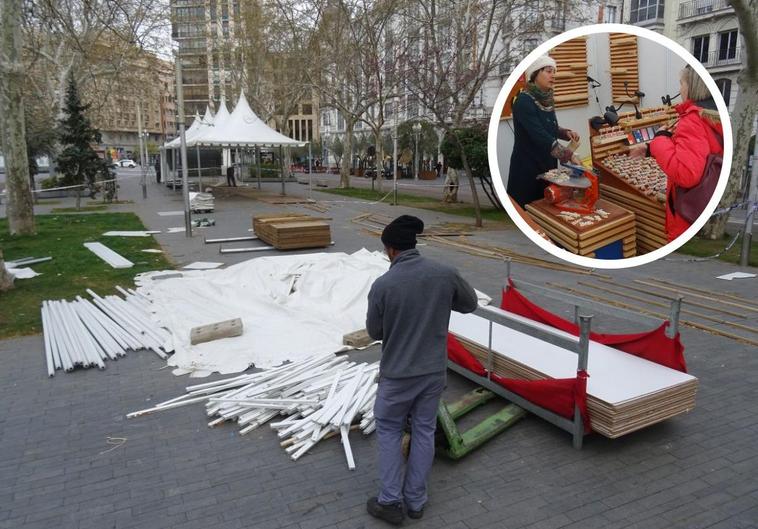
left=500, top=259, right=682, bottom=339
left=449, top=305, right=592, bottom=449
left=448, top=260, right=683, bottom=449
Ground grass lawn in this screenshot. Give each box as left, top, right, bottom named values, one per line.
left=678, top=232, right=758, bottom=267
left=319, top=187, right=510, bottom=223
left=51, top=205, right=109, bottom=213
left=87, top=200, right=134, bottom=206
left=0, top=213, right=173, bottom=338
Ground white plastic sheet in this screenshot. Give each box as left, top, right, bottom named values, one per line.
left=5, top=265, right=40, bottom=279
left=716, top=272, right=756, bottom=281
left=135, top=249, right=389, bottom=377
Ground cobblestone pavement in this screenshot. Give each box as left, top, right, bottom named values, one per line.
left=1, top=172, right=757, bottom=528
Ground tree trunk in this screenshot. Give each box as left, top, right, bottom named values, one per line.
left=0, top=0, right=35, bottom=235
left=374, top=131, right=384, bottom=193
left=0, top=250, right=14, bottom=292
left=457, top=138, right=483, bottom=227
left=700, top=74, right=758, bottom=239
left=443, top=167, right=460, bottom=203
left=283, top=146, right=291, bottom=180
left=700, top=0, right=757, bottom=239
left=340, top=119, right=354, bottom=188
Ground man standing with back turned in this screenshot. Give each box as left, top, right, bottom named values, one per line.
left=366, top=215, right=478, bottom=525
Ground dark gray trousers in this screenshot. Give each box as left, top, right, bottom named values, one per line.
left=374, top=372, right=445, bottom=511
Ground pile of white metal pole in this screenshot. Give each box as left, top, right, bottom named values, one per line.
left=41, top=286, right=171, bottom=376
left=126, top=352, right=379, bottom=469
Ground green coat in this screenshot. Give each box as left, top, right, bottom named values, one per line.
left=507, top=92, right=560, bottom=208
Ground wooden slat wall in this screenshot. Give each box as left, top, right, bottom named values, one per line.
left=609, top=33, right=640, bottom=105
left=548, top=37, right=589, bottom=109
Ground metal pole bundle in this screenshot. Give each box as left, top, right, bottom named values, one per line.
left=126, top=353, right=380, bottom=470
left=40, top=287, right=172, bottom=376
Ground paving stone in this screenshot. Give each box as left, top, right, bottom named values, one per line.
left=2, top=176, right=758, bottom=528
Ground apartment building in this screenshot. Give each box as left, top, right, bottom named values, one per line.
left=171, top=0, right=319, bottom=144
left=624, top=0, right=742, bottom=111
left=88, top=53, right=176, bottom=159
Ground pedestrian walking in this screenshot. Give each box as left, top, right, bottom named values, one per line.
left=226, top=164, right=237, bottom=187
left=435, top=161, right=442, bottom=179
left=366, top=215, right=478, bottom=525
left=154, top=157, right=161, bottom=184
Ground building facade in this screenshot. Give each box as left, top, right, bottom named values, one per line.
left=624, top=0, right=742, bottom=112
left=88, top=53, right=176, bottom=160
left=170, top=0, right=319, bottom=144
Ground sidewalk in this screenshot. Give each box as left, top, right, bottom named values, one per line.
left=1, top=169, right=757, bottom=529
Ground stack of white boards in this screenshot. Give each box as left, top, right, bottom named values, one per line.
left=190, top=192, right=214, bottom=212
left=449, top=309, right=698, bottom=438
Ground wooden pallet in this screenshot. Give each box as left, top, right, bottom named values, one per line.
left=253, top=213, right=332, bottom=250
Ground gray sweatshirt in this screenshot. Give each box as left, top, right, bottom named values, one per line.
left=366, top=249, right=478, bottom=378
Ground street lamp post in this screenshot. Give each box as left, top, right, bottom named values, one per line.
left=136, top=102, right=148, bottom=199
left=175, top=55, right=192, bottom=237
left=412, top=122, right=422, bottom=181
left=392, top=120, right=398, bottom=206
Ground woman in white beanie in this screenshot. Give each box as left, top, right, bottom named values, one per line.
left=507, top=55, right=581, bottom=208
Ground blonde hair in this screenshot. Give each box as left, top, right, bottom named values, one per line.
left=681, top=65, right=711, bottom=102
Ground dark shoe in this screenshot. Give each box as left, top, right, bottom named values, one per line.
left=367, top=496, right=404, bottom=525
left=407, top=505, right=424, bottom=519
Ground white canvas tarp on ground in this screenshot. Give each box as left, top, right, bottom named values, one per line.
left=134, top=249, right=389, bottom=377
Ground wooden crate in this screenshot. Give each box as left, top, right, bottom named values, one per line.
left=526, top=198, right=636, bottom=257
left=588, top=107, right=676, bottom=255
left=253, top=213, right=332, bottom=250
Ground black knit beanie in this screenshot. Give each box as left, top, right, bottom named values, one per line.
left=381, top=215, right=424, bottom=251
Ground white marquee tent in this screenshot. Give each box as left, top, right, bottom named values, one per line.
left=164, top=92, right=304, bottom=149
left=162, top=92, right=306, bottom=191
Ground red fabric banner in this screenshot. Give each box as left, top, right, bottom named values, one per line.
left=500, top=279, right=687, bottom=372
left=447, top=334, right=591, bottom=432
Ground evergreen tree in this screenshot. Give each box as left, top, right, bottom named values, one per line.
left=56, top=74, right=109, bottom=202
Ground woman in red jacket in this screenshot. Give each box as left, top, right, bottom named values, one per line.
left=630, top=65, right=723, bottom=242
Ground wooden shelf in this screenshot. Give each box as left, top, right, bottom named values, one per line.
left=609, top=33, right=640, bottom=105
left=549, top=37, right=589, bottom=109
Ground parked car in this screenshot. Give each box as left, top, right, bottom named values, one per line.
left=119, top=159, right=137, bottom=168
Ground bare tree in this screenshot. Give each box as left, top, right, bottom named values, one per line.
left=353, top=0, right=413, bottom=191
left=237, top=1, right=320, bottom=179
left=307, top=0, right=388, bottom=188
left=701, top=0, right=758, bottom=240
left=403, top=0, right=595, bottom=226
left=23, top=0, right=170, bottom=120
left=403, top=0, right=526, bottom=226
left=1, top=0, right=35, bottom=235
left=0, top=250, right=14, bottom=291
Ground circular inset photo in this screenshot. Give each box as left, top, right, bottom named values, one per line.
left=488, top=24, right=732, bottom=269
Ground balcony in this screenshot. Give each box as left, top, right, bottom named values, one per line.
left=630, top=2, right=665, bottom=27
left=678, top=0, right=733, bottom=20
left=517, top=14, right=546, bottom=33
left=697, top=47, right=742, bottom=69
